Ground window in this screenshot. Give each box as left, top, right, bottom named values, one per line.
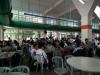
left=92, top=23, right=99, bottom=29
left=19, top=11, right=24, bottom=15
left=60, top=20, right=64, bottom=26
left=12, top=14, right=18, bottom=21
left=25, top=15, right=31, bottom=22
left=12, top=10, right=80, bottom=27
left=68, top=21, right=74, bottom=27
left=12, top=10, right=18, bottom=15
left=73, top=21, right=79, bottom=27
left=32, top=16, right=38, bottom=23
left=37, top=17, right=43, bottom=23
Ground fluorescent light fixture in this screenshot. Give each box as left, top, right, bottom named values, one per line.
left=79, top=0, right=85, bottom=4
left=94, top=6, right=100, bottom=19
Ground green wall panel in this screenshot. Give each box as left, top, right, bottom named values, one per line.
left=10, top=21, right=80, bottom=32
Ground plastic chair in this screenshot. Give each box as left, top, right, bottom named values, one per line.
left=52, top=56, right=67, bottom=75
left=64, top=55, right=73, bottom=75
left=64, top=55, right=73, bottom=67
left=53, top=50, right=62, bottom=57
left=10, top=65, right=30, bottom=74
left=65, top=55, right=73, bottom=60
left=0, top=67, right=11, bottom=72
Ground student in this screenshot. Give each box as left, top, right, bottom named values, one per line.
left=31, top=43, right=38, bottom=59
left=36, top=42, right=48, bottom=70
left=36, top=42, right=48, bottom=64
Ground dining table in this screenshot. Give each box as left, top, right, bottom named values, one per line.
left=67, top=57, right=100, bottom=75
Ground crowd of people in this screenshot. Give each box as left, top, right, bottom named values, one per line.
left=0, top=35, right=100, bottom=71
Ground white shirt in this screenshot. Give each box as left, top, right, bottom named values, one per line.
left=64, top=43, right=68, bottom=47
left=73, top=47, right=83, bottom=53
left=36, top=49, right=48, bottom=63
left=31, top=48, right=36, bottom=54
left=95, top=39, right=99, bottom=47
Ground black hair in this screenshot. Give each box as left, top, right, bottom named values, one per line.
left=33, top=43, right=38, bottom=47
left=38, top=41, right=44, bottom=48
left=6, top=41, right=11, bottom=46
left=85, top=38, right=88, bottom=41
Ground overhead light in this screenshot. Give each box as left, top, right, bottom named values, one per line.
left=94, top=6, right=100, bottom=19
left=79, top=0, right=85, bottom=4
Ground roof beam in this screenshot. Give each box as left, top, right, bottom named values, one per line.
left=44, top=0, right=64, bottom=15
left=57, top=6, right=76, bottom=17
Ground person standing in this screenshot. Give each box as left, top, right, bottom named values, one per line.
left=75, top=35, right=81, bottom=47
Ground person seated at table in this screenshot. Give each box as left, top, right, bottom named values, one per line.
left=66, top=38, right=72, bottom=46
left=84, top=38, right=94, bottom=57
left=96, top=47, right=100, bottom=57
left=59, top=41, right=65, bottom=55
left=21, top=40, right=30, bottom=56
left=53, top=40, right=62, bottom=56
left=2, top=41, right=16, bottom=52
left=8, top=37, right=12, bottom=42
left=72, top=42, right=86, bottom=56
left=13, top=40, right=21, bottom=50
left=95, top=37, right=100, bottom=57
left=45, top=41, right=55, bottom=53
left=94, top=38, right=100, bottom=48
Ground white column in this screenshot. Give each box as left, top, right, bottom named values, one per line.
left=0, top=26, right=4, bottom=40
left=72, top=0, right=96, bottom=41
left=81, top=15, right=92, bottom=41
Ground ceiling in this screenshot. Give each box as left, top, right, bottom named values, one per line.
left=11, top=0, right=100, bottom=22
